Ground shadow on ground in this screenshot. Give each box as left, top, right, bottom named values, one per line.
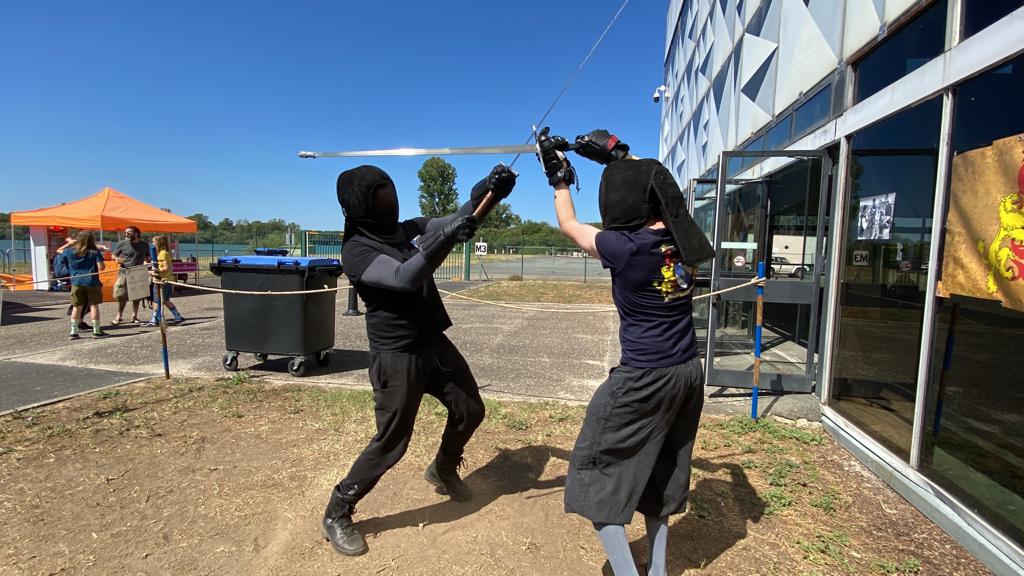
left=358, top=445, right=571, bottom=535
left=246, top=348, right=371, bottom=376
left=601, top=458, right=766, bottom=575
left=0, top=301, right=57, bottom=327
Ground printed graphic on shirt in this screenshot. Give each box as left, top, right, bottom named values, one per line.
left=653, top=244, right=696, bottom=301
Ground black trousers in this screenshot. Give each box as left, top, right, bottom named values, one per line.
left=337, top=334, right=484, bottom=502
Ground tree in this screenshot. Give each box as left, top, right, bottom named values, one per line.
left=417, top=157, right=459, bottom=217
left=481, top=203, right=522, bottom=229
left=0, top=213, right=29, bottom=240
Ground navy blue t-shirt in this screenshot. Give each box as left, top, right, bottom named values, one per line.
left=595, top=227, right=699, bottom=368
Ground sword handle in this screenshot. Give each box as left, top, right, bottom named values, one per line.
left=472, top=191, right=498, bottom=221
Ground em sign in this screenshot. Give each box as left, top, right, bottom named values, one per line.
left=852, top=250, right=869, bottom=266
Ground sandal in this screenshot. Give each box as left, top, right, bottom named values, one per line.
left=130, top=316, right=140, bottom=324
left=111, top=318, right=123, bottom=325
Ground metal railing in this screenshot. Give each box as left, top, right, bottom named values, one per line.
left=302, top=230, right=467, bottom=281
left=466, top=245, right=609, bottom=283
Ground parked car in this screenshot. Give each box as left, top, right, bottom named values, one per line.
left=770, top=256, right=809, bottom=279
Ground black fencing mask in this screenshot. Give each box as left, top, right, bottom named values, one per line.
left=337, top=165, right=406, bottom=246
left=598, top=159, right=715, bottom=266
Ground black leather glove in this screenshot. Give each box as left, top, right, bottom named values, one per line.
left=470, top=164, right=518, bottom=207
left=535, top=127, right=576, bottom=187
left=442, top=214, right=478, bottom=243
left=418, top=215, right=479, bottom=267
left=574, top=129, right=630, bottom=165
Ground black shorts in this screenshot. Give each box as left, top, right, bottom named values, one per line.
left=565, top=355, right=704, bottom=525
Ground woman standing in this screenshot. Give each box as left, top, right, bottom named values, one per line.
left=145, top=235, right=184, bottom=325
left=61, top=231, right=108, bottom=339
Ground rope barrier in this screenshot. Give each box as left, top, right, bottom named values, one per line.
left=0, top=263, right=150, bottom=289
left=153, top=276, right=768, bottom=314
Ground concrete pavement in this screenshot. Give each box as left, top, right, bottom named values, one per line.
left=0, top=282, right=819, bottom=420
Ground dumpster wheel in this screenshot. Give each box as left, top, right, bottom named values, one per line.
left=223, top=352, right=240, bottom=372
left=254, top=353, right=269, bottom=362
left=316, top=350, right=330, bottom=367
left=288, top=357, right=307, bottom=377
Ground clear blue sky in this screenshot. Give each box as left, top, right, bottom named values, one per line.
left=1, top=1, right=667, bottom=230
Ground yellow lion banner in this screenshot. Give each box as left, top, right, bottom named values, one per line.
left=938, top=133, right=1024, bottom=312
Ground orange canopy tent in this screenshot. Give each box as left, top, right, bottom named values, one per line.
left=10, top=187, right=197, bottom=233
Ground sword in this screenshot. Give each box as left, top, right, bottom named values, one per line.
left=297, top=144, right=538, bottom=159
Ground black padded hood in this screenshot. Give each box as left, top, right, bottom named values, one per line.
left=337, top=165, right=406, bottom=246
left=598, top=159, right=715, bottom=266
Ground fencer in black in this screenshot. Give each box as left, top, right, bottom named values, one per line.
left=321, top=163, right=516, bottom=556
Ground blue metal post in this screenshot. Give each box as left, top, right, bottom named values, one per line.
left=151, top=244, right=170, bottom=379
left=752, top=261, right=764, bottom=421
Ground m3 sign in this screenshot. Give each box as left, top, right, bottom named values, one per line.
left=853, top=250, right=870, bottom=266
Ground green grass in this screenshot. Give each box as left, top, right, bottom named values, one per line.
left=797, top=530, right=852, bottom=571
left=871, top=558, right=921, bottom=574
left=810, top=488, right=842, bottom=515
left=764, top=487, right=793, bottom=515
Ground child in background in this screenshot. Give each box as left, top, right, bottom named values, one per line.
left=62, top=231, right=108, bottom=339
left=145, top=235, right=184, bottom=325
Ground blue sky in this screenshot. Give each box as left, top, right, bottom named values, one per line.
left=1, top=1, right=667, bottom=230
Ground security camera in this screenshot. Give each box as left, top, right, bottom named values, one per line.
left=652, top=85, right=668, bottom=103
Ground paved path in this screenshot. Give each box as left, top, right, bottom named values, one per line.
left=0, top=281, right=820, bottom=420
left=0, top=361, right=148, bottom=413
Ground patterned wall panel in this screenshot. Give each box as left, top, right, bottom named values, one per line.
left=661, top=0, right=930, bottom=186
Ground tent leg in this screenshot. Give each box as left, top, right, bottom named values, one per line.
left=194, top=233, right=199, bottom=286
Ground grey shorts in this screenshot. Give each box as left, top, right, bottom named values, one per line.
left=564, top=355, right=704, bottom=525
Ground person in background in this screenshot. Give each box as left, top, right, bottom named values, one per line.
left=145, top=235, right=184, bottom=325
left=62, top=231, right=108, bottom=339
left=111, top=225, right=149, bottom=324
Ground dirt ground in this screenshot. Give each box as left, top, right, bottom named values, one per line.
left=0, top=377, right=989, bottom=576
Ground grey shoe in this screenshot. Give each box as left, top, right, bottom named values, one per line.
left=425, top=458, right=473, bottom=502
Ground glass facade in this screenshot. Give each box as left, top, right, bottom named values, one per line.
left=830, top=97, right=942, bottom=461
left=854, top=0, right=948, bottom=103
left=962, top=0, right=1023, bottom=38
left=666, top=0, right=1024, bottom=569
left=793, top=84, right=833, bottom=138
left=920, top=55, right=1024, bottom=548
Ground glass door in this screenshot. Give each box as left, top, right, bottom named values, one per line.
left=690, top=178, right=718, bottom=349
left=706, top=151, right=831, bottom=392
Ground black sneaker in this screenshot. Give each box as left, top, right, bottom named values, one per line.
left=425, top=459, right=473, bottom=502
left=68, top=333, right=81, bottom=340
left=92, top=331, right=109, bottom=338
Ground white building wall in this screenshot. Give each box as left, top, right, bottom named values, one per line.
left=660, top=0, right=926, bottom=185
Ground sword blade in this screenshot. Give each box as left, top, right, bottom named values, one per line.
left=298, top=144, right=537, bottom=159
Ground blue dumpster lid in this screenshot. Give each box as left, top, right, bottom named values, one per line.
left=213, top=256, right=341, bottom=269
left=254, top=247, right=291, bottom=256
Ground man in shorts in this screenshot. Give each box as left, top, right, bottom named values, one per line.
left=111, top=225, right=149, bottom=324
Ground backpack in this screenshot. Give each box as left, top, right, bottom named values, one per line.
left=53, top=250, right=70, bottom=279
